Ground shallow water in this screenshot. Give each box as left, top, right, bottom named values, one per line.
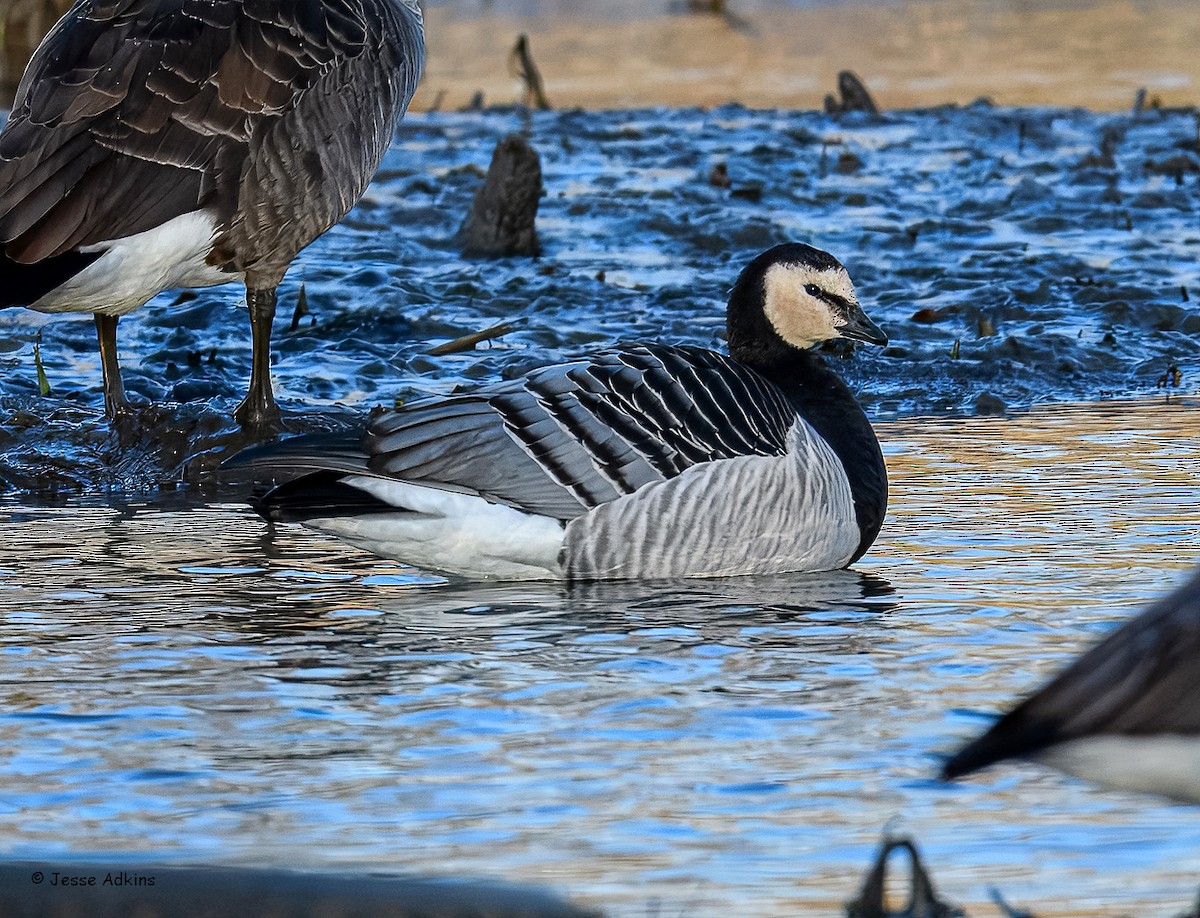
left=3, top=62, right=1200, bottom=917
left=2, top=398, right=1198, bottom=916
left=2, top=104, right=1199, bottom=491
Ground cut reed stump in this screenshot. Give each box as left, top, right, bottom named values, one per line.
left=460, top=134, right=542, bottom=258
left=824, top=70, right=879, bottom=115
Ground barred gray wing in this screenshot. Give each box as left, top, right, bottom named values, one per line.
left=363, top=345, right=798, bottom=520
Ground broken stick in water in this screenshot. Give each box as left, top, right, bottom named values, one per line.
left=427, top=322, right=519, bottom=356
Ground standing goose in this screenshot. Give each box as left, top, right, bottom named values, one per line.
left=230, top=243, right=890, bottom=580
left=0, top=0, right=425, bottom=433
left=942, top=566, right=1200, bottom=803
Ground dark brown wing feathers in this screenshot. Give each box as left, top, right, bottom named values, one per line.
left=942, top=567, right=1200, bottom=779
left=0, top=0, right=421, bottom=268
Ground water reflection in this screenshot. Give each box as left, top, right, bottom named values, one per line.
left=1, top=399, right=1199, bottom=916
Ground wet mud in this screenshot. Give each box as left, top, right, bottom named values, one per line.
left=1, top=103, right=1198, bottom=494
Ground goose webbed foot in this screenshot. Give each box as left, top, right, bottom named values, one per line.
left=108, top=401, right=143, bottom=449
left=233, top=390, right=285, bottom=441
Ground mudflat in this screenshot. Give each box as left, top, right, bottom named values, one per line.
left=414, top=0, right=1200, bottom=111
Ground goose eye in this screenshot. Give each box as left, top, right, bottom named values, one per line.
left=804, top=283, right=823, bottom=298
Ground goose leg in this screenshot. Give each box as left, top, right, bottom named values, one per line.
left=234, top=285, right=282, bottom=436
left=94, top=312, right=130, bottom=421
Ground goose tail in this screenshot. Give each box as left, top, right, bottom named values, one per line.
left=223, top=431, right=390, bottom=524
left=0, top=247, right=102, bottom=309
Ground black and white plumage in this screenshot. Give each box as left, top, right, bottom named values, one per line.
left=942, top=566, right=1200, bottom=803
left=231, top=243, right=889, bottom=580
left=0, top=0, right=425, bottom=431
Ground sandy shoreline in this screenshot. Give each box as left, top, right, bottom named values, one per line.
left=412, top=0, right=1200, bottom=111
left=1, top=0, right=1198, bottom=111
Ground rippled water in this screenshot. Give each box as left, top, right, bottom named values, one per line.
left=2, top=399, right=1198, bottom=916
left=2, top=104, right=1199, bottom=490
left=3, top=66, right=1200, bottom=916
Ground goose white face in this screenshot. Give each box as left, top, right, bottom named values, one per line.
left=762, top=261, right=863, bottom=349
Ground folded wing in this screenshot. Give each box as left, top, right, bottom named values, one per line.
left=244, top=344, right=799, bottom=521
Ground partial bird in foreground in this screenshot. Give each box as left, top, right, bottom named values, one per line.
left=942, top=566, right=1200, bottom=803
left=0, top=0, right=425, bottom=434
left=230, top=243, right=889, bottom=581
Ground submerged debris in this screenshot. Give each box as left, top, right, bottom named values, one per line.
left=706, top=160, right=762, bottom=199
left=974, top=392, right=1007, bottom=415
left=911, top=308, right=948, bottom=324
left=289, top=284, right=310, bottom=331
left=989, top=887, right=1035, bottom=918
left=668, top=0, right=754, bottom=32
left=460, top=133, right=543, bottom=258
left=427, top=321, right=520, bottom=356
left=1143, top=154, right=1200, bottom=183
left=708, top=162, right=733, bottom=188
left=32, top=333, right=49, bottom=397
left=1157, top=364, right=1183, bottom=388
left=836, top=148, right=864, bottom=174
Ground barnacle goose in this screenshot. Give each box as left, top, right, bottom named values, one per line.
left=232, top=243, right=889, bottom=580
left=942, top=566, right=1200, bottom=803
left=0, top=0, right=425, bottom=433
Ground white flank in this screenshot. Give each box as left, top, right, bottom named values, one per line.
left=1040, top=735, right=1200, bottom=804
left=562, top=419, right=861, bottom=579
left=31, top=210, right=232, bottom=315
left=303, top=475, right=565, bottom=580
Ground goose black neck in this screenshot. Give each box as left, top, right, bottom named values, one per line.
left=773, top=347, right=885, bottom=564
left=724, top=265, right=888, bottom=561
